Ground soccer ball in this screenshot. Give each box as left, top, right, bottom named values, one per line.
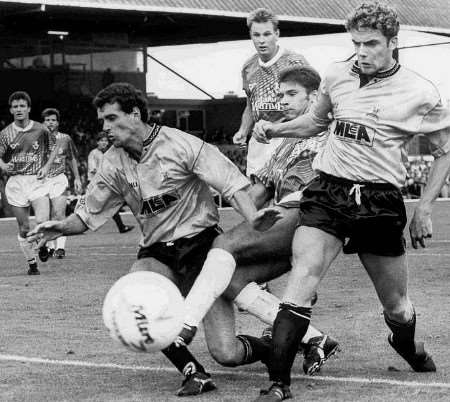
left=102, top=271, right=185, bottom=352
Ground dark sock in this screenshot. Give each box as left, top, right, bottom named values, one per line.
left=112, top=212, right=125, bottom=231
left=162, top=343, right=206, bottom=376
left=269, top=302, right=312, bottom=385
left=236, top=334, right=271, bottom=365
left=384, top=309, right=416, bottom=353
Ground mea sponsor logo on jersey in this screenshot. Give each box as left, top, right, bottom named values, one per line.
left=140, top=189, right=180, bottom=216
left=332, top=120, right=375, bottom=147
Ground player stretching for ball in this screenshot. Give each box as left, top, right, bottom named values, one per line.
left=28, top=82, right=281, bottom=397
left=251, top=2, right=450, bottom=400
left=0, top=91, right=56, bottom=275
left=180, top=66, right=339, bottom=376
left=42, top=108, right=83, bottom=259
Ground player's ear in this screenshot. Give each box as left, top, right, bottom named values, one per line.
left=388, top=36, right=398, bottom=51
left=308, top=90, right=318, bottom=104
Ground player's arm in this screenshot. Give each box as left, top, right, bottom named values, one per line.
left=410, top=128, right=450, bottom=248
left=193, top=142, right=281, bottom=231
left=68, top=138, right=82, bottom=193
left=0, top=133, right=12, bottom=172
left=233, top=98, right=255, bottom=145
left=27, top=213, right=88, bottom=248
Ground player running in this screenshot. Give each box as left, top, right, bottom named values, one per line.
left=233, top=7, right=309, bottom=176
left=0, top=91, right=56, bottom=275
left=42, top=108, right=82, bottom=259
left=28, top=82, right=281, bottom=397
left=180, top=66, right=339, bottom=376
left=252, top=2, right=450, bottom=400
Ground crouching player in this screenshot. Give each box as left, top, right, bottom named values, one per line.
left=28, top=82, right=281, bottom=397
left=180, top=66, right=339, bottom=376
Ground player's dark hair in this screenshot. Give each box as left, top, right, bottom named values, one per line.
left=8, top=91, right=31, bottom=107
left=96, top=131, right=108, bottom=141
left=93, top=82, right=149, bottom=123
left=279, top=66, right=321, bottom=94
left=41, top=108, right=60, bottom=121
left=247, top=8, right=279, bottom=30
left=345, top=1, right=399, bottom=40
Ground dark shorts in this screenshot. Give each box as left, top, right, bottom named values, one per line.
left=299, top=173, right=407, bottom=257
left=137, top=225, right=222, bottom=296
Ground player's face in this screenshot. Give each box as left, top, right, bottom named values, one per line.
left=97, top=137, right=109, bottom=151
left=350, top=28, right=397, bottom=75
left=43, top=114, right=59, bottom=133
left=250, top=21, right=279, bottom=62
left=10, top=99, right=30, bottom=122
left=279, top=81, right=313, bottom=120
left=97, top=102, right=142, bottom=152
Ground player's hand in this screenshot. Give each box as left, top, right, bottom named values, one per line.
left=74, top=178, right=83, bottom=194
left=233, top=130, right=247, bottom=146
left=37, top=166, right=49, bottom=180
left=0, top=160, right=13, bottom=173
left=252, top=120, right=273, bottom=144
left=27, top=220, right=64, bottom=249
left=409, top=205, right=433, bottom=249
left=251, top=207, right=283, bottom=231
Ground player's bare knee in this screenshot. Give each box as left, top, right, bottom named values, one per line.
left=209, top=344, right=241, bottom=367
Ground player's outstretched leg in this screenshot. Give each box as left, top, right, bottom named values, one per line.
left=161, top=343, right=216, bottom=396
left=384, top=310, right=436, bottom=372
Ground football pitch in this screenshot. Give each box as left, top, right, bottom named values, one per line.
left=1, top=201, right=449, bottom=401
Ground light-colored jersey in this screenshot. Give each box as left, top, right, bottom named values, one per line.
left=87, top=148, right=105, bottom=182
left=76, top=124, right=249, bottom=247
left=0, top=120, right=55, bottom=175
left=310, top=61, right=450, bottom=188
left=242, top=47, right=309, bottom=176
left=254, top=132, right=328, bottom=205
left=49, top=132, right=78, bottom=177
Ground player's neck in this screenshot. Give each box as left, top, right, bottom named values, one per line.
left=14, top=118, right=30, bottom=129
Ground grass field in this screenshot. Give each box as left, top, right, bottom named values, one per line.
left=1, top=200, right=449, bottom=401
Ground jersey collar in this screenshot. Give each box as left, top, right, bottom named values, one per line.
left=352, top=61, right=401, bottom=87
left=258, top=46, right=284, bottom=68
left=12, top=120, right=34, bottom=132
left=143, top=123, right=161, bottom=148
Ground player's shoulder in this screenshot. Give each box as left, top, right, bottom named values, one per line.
left=241, top=53, right=259, bottom=73
left=397, top=66, right=442, bottom=102
left=31, top=120, right=49, bottom=133
left=281, top=48, right=308, bottom=65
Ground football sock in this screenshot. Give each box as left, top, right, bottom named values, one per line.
left=184, top=248, right=236, bottom=327
left=18, top=234, right=36, bottom=262
left=384, top=308, right=416, bottom=353
left=162, top=343, right=206, bottom=376
left=269, top=303, right=312, bottom=385
left=56, top=236, right=66, bottom=250
left=234, top=282, right=322, bottom=342
left=235, top=334, right=271, bottom=366
left=112, top=212, right=125, bottom=231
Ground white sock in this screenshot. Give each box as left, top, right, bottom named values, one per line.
left=184, top=248, right=236, bottom=327
left=47, top=240, right=56, bottom=250
left=56, top=236, right=66, bottom=250
left=233, top=282, right=323, bottom=342
left=18, top=234, right=36, bottom=262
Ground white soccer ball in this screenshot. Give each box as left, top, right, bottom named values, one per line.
left=102, top=271, right=185, bottom=352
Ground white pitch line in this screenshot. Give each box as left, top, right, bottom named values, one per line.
left=0, top=353, right=449, bottom=389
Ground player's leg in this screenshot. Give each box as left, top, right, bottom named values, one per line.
left=226, top=259, right=340, bottom=375
left=50, top=195, right=68, bottom=258
left=112, top=210, right=133, bottom=233
left=184, top=206, right=297, bottom=329
left=30, top=195, right=51, bottom=263
left=11, top=205, right=39, bottom=274
left=257, top=226, right=342, bottom=400
left=359, top=253, right=436, bottom=372
left=130, top=257, right=216, bottom=396
left=203, top=296, right=271, bottom=367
